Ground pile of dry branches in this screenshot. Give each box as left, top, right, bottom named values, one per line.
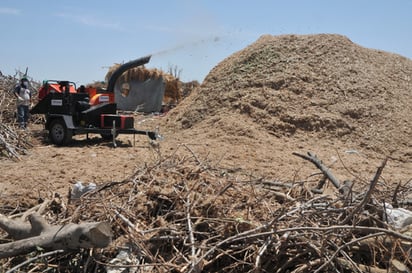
left=0, top=74, right=39, bottom=161
left=0, top=74, right=19, bottom=123
left=1, top=147, right=412, bottom=272
left=105, top=64, right=183, bottom=105
left=0, top=123, right=33, bottom=160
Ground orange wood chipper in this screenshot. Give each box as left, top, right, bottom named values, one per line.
left=30, top=55, right=160, bottom=146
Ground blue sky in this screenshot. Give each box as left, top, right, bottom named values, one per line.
left=1, top=0, right=411, bottom=85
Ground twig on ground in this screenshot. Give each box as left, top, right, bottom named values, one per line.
left=341, top=158, right=388, bottom=224
left=5, top=249, right=65, bottom=273
left=292, top=152, right=341, bottom=189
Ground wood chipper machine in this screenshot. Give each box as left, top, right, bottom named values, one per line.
left=30, top=55, right=161, bottom=146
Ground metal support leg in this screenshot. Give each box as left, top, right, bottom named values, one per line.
left=112, top=120, right=117, bottom=148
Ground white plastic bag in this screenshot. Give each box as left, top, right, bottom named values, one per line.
left=384, top=202, right=412, bottom=229
left=71, top=181, right=96, bottom=199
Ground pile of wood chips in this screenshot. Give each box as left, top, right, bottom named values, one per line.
left=1, top=147, right=412, bottom=272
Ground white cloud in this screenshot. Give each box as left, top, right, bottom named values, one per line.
left=0, top=7, right=20, bottom=15
left=54, top=12, right=122, bottom=31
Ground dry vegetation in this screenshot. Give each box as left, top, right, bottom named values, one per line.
left=0, top=75, right=40, bottom=160
left=1, top=33, right=412, bottom=272
left=2, top=149, right=412, bottom=272
left=105, top=65, right=184, bottom=105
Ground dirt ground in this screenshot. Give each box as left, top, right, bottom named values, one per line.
left=0, top=111, right=410, bottom=209
left=1, top=33, right=411, bottom=209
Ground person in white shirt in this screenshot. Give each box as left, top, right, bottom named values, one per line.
left=13, top=77, right=32, bottom=129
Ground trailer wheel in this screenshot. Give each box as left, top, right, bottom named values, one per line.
left=49, top=119, right=73, bottom=145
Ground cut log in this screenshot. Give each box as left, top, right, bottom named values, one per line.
left=0, top=213, right=112, bottom=259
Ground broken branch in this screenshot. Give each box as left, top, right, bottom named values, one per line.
left=0, top=213, right=112, bottom=259
left=292, top=152, right=341, bottom=189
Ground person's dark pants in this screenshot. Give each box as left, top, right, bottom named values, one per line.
left=17, top=105, right=29, bottom=128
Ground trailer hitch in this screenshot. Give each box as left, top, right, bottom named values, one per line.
left=110, top=122, right=163, bottom=148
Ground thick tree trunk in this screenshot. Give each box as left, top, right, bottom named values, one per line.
left=0, top=213, right=112, bottom=259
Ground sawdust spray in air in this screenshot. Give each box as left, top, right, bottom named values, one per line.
left=151, top=36, right=221, bottom=57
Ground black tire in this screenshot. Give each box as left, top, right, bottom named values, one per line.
left=49, top=119, right=73, bottom=145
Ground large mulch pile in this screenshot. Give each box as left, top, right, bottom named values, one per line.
left=1, top=34, right=412, bottom=273
left=170, top=34, right=411, bottom=162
